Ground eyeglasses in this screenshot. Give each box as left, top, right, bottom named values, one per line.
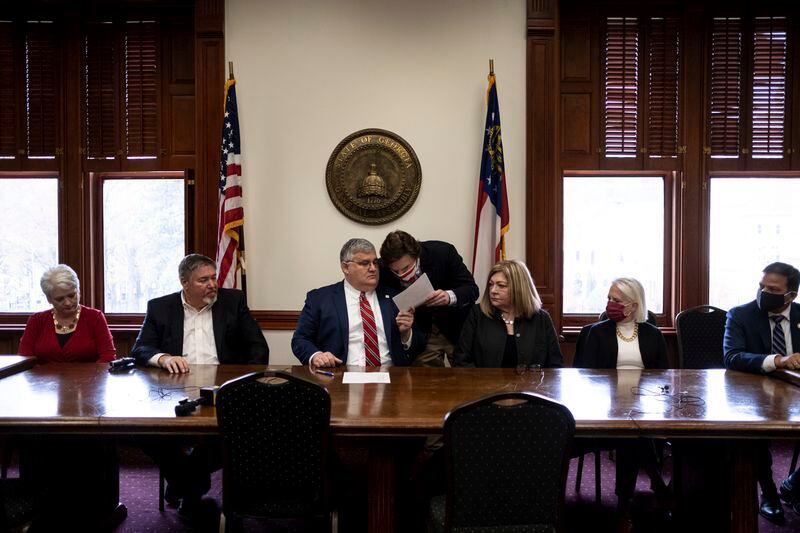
left=515, top=364, right=543, bottom=375
left=345, top=259, right=380, bottom=269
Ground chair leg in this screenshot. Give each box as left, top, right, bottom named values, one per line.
left=575, top=453, right=584, bottom=493
left=158, top=470, right=165, bottom=512
left=594, top=449, right=601, bottom=505
left=790, top=442, right=800, bottom=475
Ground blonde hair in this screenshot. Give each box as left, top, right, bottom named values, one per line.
left=611, top=277, right=647, bottom=323
left=479, top=260, right=542, bottom=318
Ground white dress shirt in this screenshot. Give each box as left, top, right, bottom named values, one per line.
left=761, top=305, right=793, bottom=373
left=343, top=280, right=392, bottom=367
left=148, top=292, right=219, bottom=367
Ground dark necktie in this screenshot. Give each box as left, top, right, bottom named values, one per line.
left=359, top=292, right=381, bottom=366
left=772, top=315, right=787, bottom=356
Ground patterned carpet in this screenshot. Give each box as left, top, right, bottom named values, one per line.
left=103, top=440, right=800, bottom=532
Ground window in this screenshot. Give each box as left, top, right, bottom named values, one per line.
left=709, top=17, right=742, bottom=159
left=0, top=8, right=201, bottom=324
left=647, top=17, right=680, bottom=159
left=708, top=176, right=800, bottom=310
left=604, top=17, right=639, bottom=158
left=99, top=173, right=186, bottom=313
left=563, top=174, right=666, bottom=316
left=751, top=17, right=787, bottom=159
left=708, top=15, right=788, bottom=162
left=0, top=175, right=58, bottom=312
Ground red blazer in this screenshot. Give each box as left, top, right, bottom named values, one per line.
left=19, top=306, right=116, bottom=363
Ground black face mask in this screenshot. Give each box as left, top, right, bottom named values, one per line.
left=756, top=288, right=788, bottom=313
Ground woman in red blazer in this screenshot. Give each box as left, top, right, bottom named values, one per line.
left=18, top=264, right=115, bottom=363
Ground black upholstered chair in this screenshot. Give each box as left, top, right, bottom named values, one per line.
left=0, top=478, right=35, bottom=531
left=675, top=305, right=727, bottom=369
left=429, top=391, right=575, bottom=533
left=216, top=370, right=332, bottom=532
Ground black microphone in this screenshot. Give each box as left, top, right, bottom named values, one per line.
left=108, top=357, right=136, bottom=372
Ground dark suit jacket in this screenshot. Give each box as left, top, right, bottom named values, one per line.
left=573, top=319, right=668, bottom=369
left=379, top=240, right=478, bottom=344
left=131, top=288, right=269, bottom=366
left=723, top=300, right=800, bottom=373
left=455, top=304, right=563, bottom=368
left=291, top=281, right=425, bottom=366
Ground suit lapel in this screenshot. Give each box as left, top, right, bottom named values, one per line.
left=211, top=293, right=225, bottom=359
left=790, top=303, right=800, bottom=355
left=172, top=293, right=186, bottom=355
left=756, top=305, right=772, bottom=354
left=377, top=289, right=396, bottom=349
left=334, top=283, right=349, bottom=356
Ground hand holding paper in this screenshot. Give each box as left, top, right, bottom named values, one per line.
left=392, top=273, right=435, bottom=311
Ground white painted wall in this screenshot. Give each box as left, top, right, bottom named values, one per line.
left=225, top=0, right=528, bottom=363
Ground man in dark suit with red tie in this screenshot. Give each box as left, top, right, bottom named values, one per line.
left=292, top=238, right=425, bottom=368
left=724, top=261, right=800, bottom=523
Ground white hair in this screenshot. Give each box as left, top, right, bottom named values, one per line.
left=611, top=277, right=647, bottom=323
left=40, top=264, right=80, bottom=298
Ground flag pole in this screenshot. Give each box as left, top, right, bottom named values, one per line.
left=489, top=58, right=494, bottom=75
left=228, top=61, right=234, bottom=81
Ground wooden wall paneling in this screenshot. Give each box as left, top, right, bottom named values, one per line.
left=561, top=20, right=591, bottom=81
left=561, top=93, right=592, bottom=156
left=60, top=13, right=93, bottom=305
left=680, top=4, right=707, bottom=311
left=527, top=3, right=560, bottom=324
left=560, top=18, right=594, bottom=167
left=194, top=0, right=224, bottom=259
left=167, top=21, right=196, bottom=168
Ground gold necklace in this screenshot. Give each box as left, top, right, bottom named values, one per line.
left=53, top=306, right=81, bottom=333
left=616, top=322, right=638, bottom=342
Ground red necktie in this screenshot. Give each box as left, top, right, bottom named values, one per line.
left=359, top=292, right=381, bottom=366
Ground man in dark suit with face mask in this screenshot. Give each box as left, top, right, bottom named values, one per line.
left=724, top=261, right=800, bottom=523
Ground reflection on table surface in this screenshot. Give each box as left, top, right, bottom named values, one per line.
left=0, top=363, right=798, bottom=437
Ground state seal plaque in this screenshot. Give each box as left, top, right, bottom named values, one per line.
left=326, top=128, right=422, bottom=225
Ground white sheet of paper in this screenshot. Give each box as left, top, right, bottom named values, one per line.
left=392, top=272, right=435, bottom=311
left=342, top=372, right=391, bottom=384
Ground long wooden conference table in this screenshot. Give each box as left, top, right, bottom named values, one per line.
left=1, top=359, right=799, bottom=532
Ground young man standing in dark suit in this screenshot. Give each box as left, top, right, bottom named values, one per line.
left=131, top=253, right=268, bottom=518
left=723, top=261, right=800, bottom=523
left=379, top=230, right=478, bottom=367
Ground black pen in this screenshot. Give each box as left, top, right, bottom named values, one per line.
left=315, top=370, right=335, bottom=377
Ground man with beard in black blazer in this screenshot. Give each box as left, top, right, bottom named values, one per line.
left=131, top=253, right=268, bottom=518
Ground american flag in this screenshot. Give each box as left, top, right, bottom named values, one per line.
left=472, top=70, right=509, bottom=294
left=216, top=79, right=245, bottom=289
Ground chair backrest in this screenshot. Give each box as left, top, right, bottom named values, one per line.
left=675, top=305, right=727, bottom=369
left=442, top=391, right=575, bottom=532
left=216, top=370, right=331, bottom=519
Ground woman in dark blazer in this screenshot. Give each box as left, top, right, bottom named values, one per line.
left=456, top=260, right=562, bottom=368
left=573, top=277, right=668, bottom=527
left=574, top=277, right=667, bottom=370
